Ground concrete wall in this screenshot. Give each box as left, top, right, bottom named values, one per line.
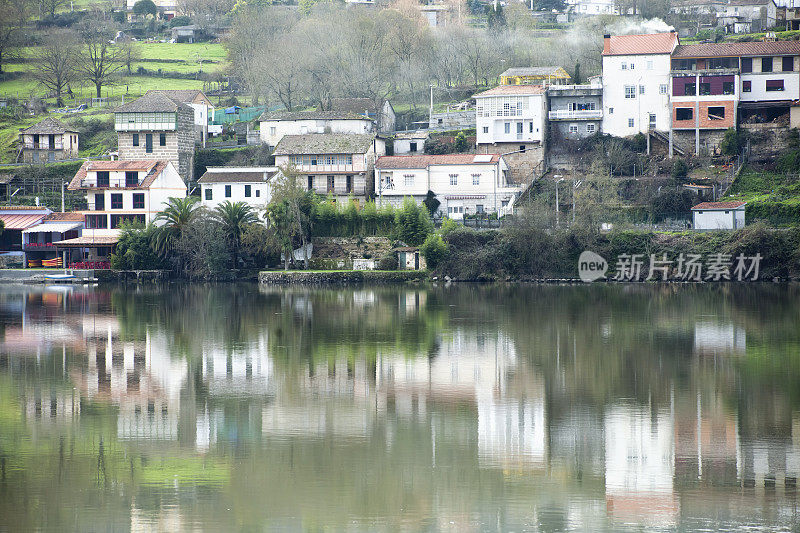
left=200, top=182, right=272, bottom=210
left=693, top=207, right=745, bottom=229
left=429, top=110, right=475, bottom=130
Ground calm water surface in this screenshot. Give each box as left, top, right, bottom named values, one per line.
left=0, top=283, right=799, bottom=532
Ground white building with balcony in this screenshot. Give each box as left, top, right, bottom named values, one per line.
left=375, top=154, right=520, bottom=218
left=273, top=133, right=385, bottom=203
left=198, top=167, right=279, bottom=211
left=61, top=160, right=187, bottom=264
left=547, top=82, right=604, bottom=140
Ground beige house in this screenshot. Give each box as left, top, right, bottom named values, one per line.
left=273, top=133, right=386, bottom=203
left=18, top=118, right=79, bottom=163
left=327, top=98, right=396, bottom=134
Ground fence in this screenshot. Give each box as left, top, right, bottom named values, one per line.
left=211, top=105, right=267, bottom=125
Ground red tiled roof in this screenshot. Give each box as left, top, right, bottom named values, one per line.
left=473, top=85, right=546, bottom=97
left=602, top=33, right=679, bottom=56
left=68, top=160, right=169, bottom=190
left=0, top=213, right=48, bottom=230
left=375, top=154, right=501, bottom=169
left=692, top=201, right=747, bottom=210
left=0, top=205, right=50, bottom=211
left=44, top=212, right=85, bottom=221
left=673, top=41, right=800, bottom=58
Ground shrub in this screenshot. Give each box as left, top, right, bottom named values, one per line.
left=394, top=198, right=433, bottom=246
left=421, top=233, right=448, bottom=270
left=422, top=190, right=440, bottom=216
left=133, top=0, right=157, bottom=15
left=110, top=223, right=165, bottom=270
left=648, top=189, right=696, bottom=222
left=377, top=253, right=398, bottom=270
left=169, top=15, right=191, bottom=27
left=671, top=159, right=689, bottom=180
left=439, top=217, right=459, bottom=236
left=454, top=131, right=469, bottom=152
left=720, top=128, right=745, bottom=156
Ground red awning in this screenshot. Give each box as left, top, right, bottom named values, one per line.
left=0, top=214, right=47, bottom=230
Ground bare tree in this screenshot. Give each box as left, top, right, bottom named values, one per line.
left=78, top=22, right=124, bottom=99
left=31, top=29, right=81, bottom=107
left=0, top=0, right=31, bottom=74
left=177, top=0, right=235, bottom=28
left=118, top=39, right=141, bottom=75
left=39, top=0, right=68, bottom=17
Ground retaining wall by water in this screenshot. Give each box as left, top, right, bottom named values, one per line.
left=259, top=270, right=428, bottom=285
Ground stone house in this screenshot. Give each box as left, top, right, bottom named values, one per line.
left=18, top=118, right=79, bottom=163
left=259, top=110, right=375, bottom=148
left=327, top=98, right=396, bottom=134
left=115, top=92, right=196, bottom=182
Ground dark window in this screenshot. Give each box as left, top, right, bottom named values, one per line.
left=145, top=133, right=153, bottom=153
left=95, top=193, right=105, bottom=211
left=111, top=214, right=145, bottom=229
left=132, top=133, right=139, bottom=146
left=409, top=142, right=417, bottom=152
left=205, top=188, right=212, bottom=200
left=125, top=171, right=138, bottom=187
left=307, top=176, right=314, bottom=190
left=519, top=145, right=526, bottom=152
left=708, top=106, right=725, bottom=120
left=255, top=190, right=260, bottom=197
left=111, top=193, right=123, bottom=209
left=244, top=184, right=251, bottom=197
left=762, top=57, right=773, bottom=72
left=225, top=185, right=231, bottom=197
left=676, top=108, right=693, bottom=121
left=766, top=79, right=785, bottom=91
left=48, top=134, right=55, bottom=150
left=97, top=171, right=109, bottom=187
left=346, top=175, right=353, bottom=194
left=743, top=80, right=752, bottom=92
left=741, top=57, right=752, bottom=73
left=85, top=215, right=108, bottom=229
left=783, top=56, right=794, bottom=72
left=327, top=175, right=335, bottom=193
left=685, top=83, right=696, bottom=96
left=723, top=81, right=735, bottom=95
left=133, top=193, right=145, bottom=209
left=159, top=133, right=166, bottom=146
left=699, top=82, right=711, bottom=95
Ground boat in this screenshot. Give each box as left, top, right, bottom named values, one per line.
left=44, top=273, right=77, bottom=281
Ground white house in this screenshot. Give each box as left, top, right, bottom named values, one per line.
left=259, top=111, right=375, bottom=147
left=691, top=201, right=746, bottom=229
left=566, top=0, right=619, bottom=15
left=474, top=85, right=547, bottom=150
left=601, top=32, right=679, bottom=137
left=374, top=154, right=521, bottom=218
left=328, top=98, right=396, bottom=134
left=393, top=131, right=429, bottom=155
left=273, top=133, right=385, bottom=203
left=720, top=0, right=777, bottom=31
left=198, top=166, right=279, bottom=211
left=62, top=160, right=187, bottom=263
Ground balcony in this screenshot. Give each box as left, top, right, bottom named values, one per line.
left=670, top=68, right=740, bottom=76
left=548, top=109, right=603, bottom=121
left=23, top=242, right=56, bottom=251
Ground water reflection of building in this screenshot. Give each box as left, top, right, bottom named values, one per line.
left=604, top=403, right=678, bottom=527
left=693, top=321, right=746, bottom=355
left=23, top=386, right=80, bottom=425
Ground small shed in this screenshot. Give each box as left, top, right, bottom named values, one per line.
left=395, top=247, right=425, bottom=270
left=691, top=201, right=746, bottom=230
left=171, top=25, right=200, bottom=43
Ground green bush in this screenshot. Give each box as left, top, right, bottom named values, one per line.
left=720, top=128, right=745, bottom=156
left=169, top=15, right=191, bottom=27
left=394, top=197, right=433, bottom=246
left=420, top=233, right=448, bottom=270
left=454, top=131, right=469, bottom=152
left=671, top=159, right=689, bottom=180
left=110, top=223, right=165, bottom=270
left=377, top=253, right=398, bottom=270
left=133, top=0, right=157, bottom=15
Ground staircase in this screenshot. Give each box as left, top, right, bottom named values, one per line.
left=649, top=130, right=687, bottom=157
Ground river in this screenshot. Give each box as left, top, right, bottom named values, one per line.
left=0, top=283, right=798, bottom=531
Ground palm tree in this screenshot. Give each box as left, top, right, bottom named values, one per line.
left=212, top=201, right=259, bottom=268
left=152, top=196, right=201, bottom=259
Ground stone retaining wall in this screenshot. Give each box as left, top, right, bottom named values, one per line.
left=259, top=270, right=428, bottom=284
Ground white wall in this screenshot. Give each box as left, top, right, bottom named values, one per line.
left=260, top=118, right=374, bottom=146
left=741, top=71, right=800, bottom=101
left=201, top=182, right=271, bottom=211
left=475, top=93, right=547, bottom=145
left=394, top=138, right=426, bottom=155
left=693, top=207, right=745, bottom=229
left=602, top=53, right=673, bottom=136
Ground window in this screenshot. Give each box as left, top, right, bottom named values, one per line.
left=404, top=174, right=414, bottom=187
left=125, top=171, right=138, bottom=187
left=766, top=79, right=785, bottom=91
left=676, top=108, right=693, bottom=121
left=482, top=126, right=489, bottom=133
left=94, top=193, right=105, bottom=211
left=529, top=122, right=534, bottom=133
left=630, top=63, right=634, bottom=70
left=784, top=56, right=794, bottom=72
left=743, top=80, right=752, bottom=92
left=761, top=57, right=773, bottom=72
left=159, top=133, right=166, bottom=146
left=621, top=62, right=627, bottom=70
left=269, top=127, right=276, bottom=136
left=145, top=133, right=153, bottom=153
left=85, top=214, right=107, bottom=229
left=132, top=133, right=139, bottom=147
left=449, top=174, right=458, bottom=186
left=504, top=122, right=510, bottom=134
left=569, top=124, right=579, bottom=133
left=647, top=60, right=653, bottom=70
left=111, top=193, right=123, bottom=209
left=684, top=82, right=696, bottom=96
left=307, top=176, right=314, bottom=190
left=519, top=145, right=526, bottom=152
left=708, top=106, right=725, bottom=120
left=625, top=85, right=636, bottom=99
left=346, top=175, right=353, bottom=193
left=699, top=82, right=711, bottom=96
left=409, top=142, right=417, bottom=152
left=244, top=184, right=251, bottom=197
left=476, top=204, right=484, bottom=213
left=472, top=173, right=480, bottom=185
left=516, top=122, right=523, bottom=135
left=628, top=118, right=634, bottom=128
left=225, top=185, right=231, bottom=197
left=327, top=175, right=334, bottom=193
left=256, top=190, right=260, bottom=197
left=587, top=124, right=596, bottom=133
left=608, top=107, right=614, bottom=114
left=659, top=84, right=668, bottom=95
left=741, top=57, right=752, bottom=73
left=639, top=85, right=645, bottom=95
left=205, top=188, right=212, bottom=200
left=723, top=81, right=735, bottom=95
left=111, top=214, right=145, bottom=229
left=649, top=113, right=656, bottom=128
left=97, top=171, right=109, bottom=187
left=133, top=193, right=145, bottom=209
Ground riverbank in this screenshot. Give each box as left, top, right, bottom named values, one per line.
left=259, top=270, right=428, bottom=284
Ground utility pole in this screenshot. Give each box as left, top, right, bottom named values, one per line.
left=555, top=177, right=564, bottom=227
left=429, top=85, right=434, bottom=129
left=61, top=181, right=65, bottom=213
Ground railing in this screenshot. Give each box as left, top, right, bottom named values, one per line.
left=548, top=110, right=603, bottom=120
left=546, top=84, right=603, bottom=92
left=24, top=243, right=56, bottom=250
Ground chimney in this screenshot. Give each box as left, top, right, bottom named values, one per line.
left=603, top=34, right=611, bottom=55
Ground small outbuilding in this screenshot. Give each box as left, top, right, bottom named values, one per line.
left=18, top=118, right=79, bottom=163
left=395, top=247, right=425, bottom=270
left=691, top=201, right=746, bottom=230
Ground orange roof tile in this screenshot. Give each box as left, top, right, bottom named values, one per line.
left=376, top=154, right=501, bottom=169
left=692, top=201, right=746, bottom=210
left=602, top=33, right=679, bottom=56
left=68, top=160, right=169, bottom=190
